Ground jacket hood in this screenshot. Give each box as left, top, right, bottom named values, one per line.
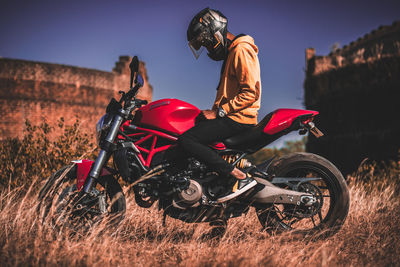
left=229, top=35, right=258, bottom=54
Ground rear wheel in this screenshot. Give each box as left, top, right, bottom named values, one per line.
left=38, top=164, right=126, bottom=232
left=256, top=152, right=349, bottom=236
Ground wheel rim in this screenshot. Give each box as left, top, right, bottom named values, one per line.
left=54, top=183, right=110, bottom=229
left=259, top=163, right=340, bottom=233
left=39, top=166, right=123, bottom=231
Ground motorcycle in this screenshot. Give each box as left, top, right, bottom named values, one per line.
left=38, top=56, right=350, bottom=236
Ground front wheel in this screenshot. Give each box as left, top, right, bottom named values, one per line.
left=38, top=164, right=126, bottom=231
left=256, top=152, right=350, bottom=236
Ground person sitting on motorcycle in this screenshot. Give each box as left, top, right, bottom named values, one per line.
left=179, top=7, right=261, bottom=200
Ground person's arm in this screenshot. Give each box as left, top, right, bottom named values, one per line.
left=221, top=46, right=260, bottom=114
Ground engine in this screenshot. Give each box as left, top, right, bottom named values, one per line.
left=157, top=155, right=254, bottom=223
left=115, top=149, right=254, bottom=210
left=170, top=155, right=252, bottom=209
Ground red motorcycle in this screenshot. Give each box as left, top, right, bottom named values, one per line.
left=38, top=56, right=349, bottom=236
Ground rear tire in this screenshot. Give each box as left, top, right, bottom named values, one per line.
left=256, top=152, right=350, bottom=236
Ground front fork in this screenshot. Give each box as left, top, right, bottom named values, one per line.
left=83, top=114, right=124, bottom=193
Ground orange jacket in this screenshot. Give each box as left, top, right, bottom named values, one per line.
left=212, top=35, right=261, bottom=125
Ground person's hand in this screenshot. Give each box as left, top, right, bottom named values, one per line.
left=201, top=109, right=217, bottom=120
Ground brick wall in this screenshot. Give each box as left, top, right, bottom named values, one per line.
left=0, top=56, right=153, bottom=139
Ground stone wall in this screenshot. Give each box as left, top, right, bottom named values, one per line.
left=304, top=21, right=400, bottom=174
left=0, top=56, right=153, bottom=140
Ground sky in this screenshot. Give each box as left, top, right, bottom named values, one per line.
left=1, top=0, right=399, bottom=147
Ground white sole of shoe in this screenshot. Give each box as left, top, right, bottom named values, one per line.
left=216, top=180, right=258, bottom=203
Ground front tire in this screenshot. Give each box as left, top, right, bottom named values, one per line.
left=38, top=164, right=126, bottom=231
left=256, top=152, right=350, bottom=236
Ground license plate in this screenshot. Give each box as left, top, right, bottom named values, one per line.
left=310, top=125, right=324, bottom=138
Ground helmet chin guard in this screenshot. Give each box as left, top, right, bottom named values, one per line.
left=207, top=32, right=230, bottom=61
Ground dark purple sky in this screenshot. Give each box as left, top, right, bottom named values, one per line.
left=1, top=0, right=399, bottom=146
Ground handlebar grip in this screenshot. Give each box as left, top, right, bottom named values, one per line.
left=138, top=99, right=148, bottom=105
left=125, top=84, right=140, bottom=100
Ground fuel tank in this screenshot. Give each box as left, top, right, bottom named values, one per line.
left=133, top=98, right=201, bottom=135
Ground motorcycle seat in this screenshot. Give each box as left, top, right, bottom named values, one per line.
left=222, top=112, right=274, bottom=152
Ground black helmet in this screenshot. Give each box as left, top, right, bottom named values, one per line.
left=187, top=7, right=229, bottom=61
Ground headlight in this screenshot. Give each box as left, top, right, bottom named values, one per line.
left=96, top=114, right=113, bottom=144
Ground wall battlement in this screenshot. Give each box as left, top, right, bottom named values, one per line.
left=304, top=21, right=400, bottom=174
left=0, top=56, right=153, bottom=139
left=306, top=21, right=400, bottom=76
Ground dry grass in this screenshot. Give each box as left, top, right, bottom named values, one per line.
left=1, top=171, right=399, bottom=267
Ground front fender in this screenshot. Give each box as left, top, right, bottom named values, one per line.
left=71, top=159, right=115, bottom=191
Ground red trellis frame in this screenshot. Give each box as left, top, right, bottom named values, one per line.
left=125, top=126, right=178, bottom=167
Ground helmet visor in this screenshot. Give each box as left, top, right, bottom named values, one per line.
left=188, top=30, right=213, bottom=59
left=189, top=42, right=205, bottom=59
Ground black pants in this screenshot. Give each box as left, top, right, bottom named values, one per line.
left=178, top=117, right=252, bottom=175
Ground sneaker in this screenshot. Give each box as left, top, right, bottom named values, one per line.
left=216, top=175, right=257, bottom=203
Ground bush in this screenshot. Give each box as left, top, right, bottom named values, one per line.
left=246, top=137, right=306, bottom=165
left=0, top=118, right=96, bottom=189
left=348, top=156, right=400, bottom=194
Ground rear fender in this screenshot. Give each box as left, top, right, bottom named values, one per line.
left=71, top=159, right=114, bottom=191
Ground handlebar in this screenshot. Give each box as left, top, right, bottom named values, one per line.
left=125, top=82, right=142, bottom=102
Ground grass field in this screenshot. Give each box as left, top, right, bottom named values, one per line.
left=1, top=166, right=399, bottom=267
